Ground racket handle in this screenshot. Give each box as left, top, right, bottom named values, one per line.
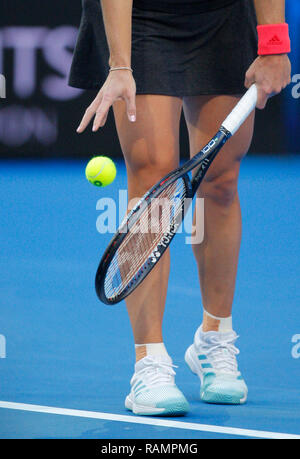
left=222, top=84, right=257, bottom=135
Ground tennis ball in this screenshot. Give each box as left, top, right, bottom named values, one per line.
left=85, top=156, right=116, bottom=187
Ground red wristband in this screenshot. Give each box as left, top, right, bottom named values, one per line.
left=257, top=23, right=291, bottom=56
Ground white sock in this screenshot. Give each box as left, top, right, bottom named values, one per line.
left=203, top=309, right=233, bottom=333
left=135, top=342, right=168, bottom=357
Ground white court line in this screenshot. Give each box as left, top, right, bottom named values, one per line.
left=0, top=400, right=300, bottom=439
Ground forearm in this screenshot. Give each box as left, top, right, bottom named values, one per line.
left=245, top=1, right=291, bottom=109
left=101, top=0, right=133, bottom=68
left=253, top=0, right=285, bottom=24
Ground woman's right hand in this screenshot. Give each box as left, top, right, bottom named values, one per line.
left=76, top=69, right=136, bottom=133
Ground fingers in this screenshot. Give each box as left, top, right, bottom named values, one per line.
left=77, top=86, right=136, bottom=133
left=256, top=87, right=269, bottom=110
left=76, top=92, right=103, bottom=133
left=244, top=55, right=292, bottom=110
left=244, top=68, right=255, bottom=90
left=245, top=68, right=263, bottom=109
left=125, top=91, right=136, bottom=123
left=92, top=88, right=136, bottom=131
left=92, top=93, right=114, bottom=131
left=245, top=69, right=276, bottom=109
left=256, top=82, right=285, bottom=109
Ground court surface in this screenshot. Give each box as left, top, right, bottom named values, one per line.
left=0, top=155, right=300, bottom=439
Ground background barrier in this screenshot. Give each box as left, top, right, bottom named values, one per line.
left=1, top=0, right=299, bottom=159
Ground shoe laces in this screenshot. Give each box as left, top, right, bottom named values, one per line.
left=199, top=333, right=240, bottom=376
left=134, top=356, right=177, bottom=387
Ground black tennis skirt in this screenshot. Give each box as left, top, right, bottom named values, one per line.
left=68, top=0, right=257, bottom=97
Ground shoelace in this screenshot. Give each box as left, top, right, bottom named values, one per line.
left=199, top=335, right=240, bottom=376
left=133, top=357, right=177, bottom=387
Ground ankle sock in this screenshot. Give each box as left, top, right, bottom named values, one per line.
left=202, top=309, right=233, bottom=333
left=135, top=342, right=168, bottom=361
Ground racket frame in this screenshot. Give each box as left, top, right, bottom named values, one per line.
left=95, top=127, right=231, bottom=305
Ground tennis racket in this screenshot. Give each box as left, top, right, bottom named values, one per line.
left=96, top=84, right=258, bottom=305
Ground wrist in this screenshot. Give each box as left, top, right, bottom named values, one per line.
left=109, top=66, right=133, bottom=75
left=259, top=53, right=288, bottom=59
left=109, top=56, right=131, bottom=69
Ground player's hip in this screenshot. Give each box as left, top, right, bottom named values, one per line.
left=69, top=0, right=257, bottom=96
left=131, top=1, right=257, bottom=96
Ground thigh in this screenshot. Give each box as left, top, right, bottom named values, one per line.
left=113, top=95, right=183, bottom=198
left=183, top=94, right=255, bottom=185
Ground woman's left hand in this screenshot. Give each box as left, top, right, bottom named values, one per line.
left=245, top=54, right=291, bottom=109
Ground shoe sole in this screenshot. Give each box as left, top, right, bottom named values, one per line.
left=125, top=395, right=189, bottom=417
left=185, top=345, right=247, bottom=405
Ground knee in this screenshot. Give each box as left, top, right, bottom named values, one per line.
left=201, top=169, right=239, bottom=208
left=127, top=154, right=178, bottom=194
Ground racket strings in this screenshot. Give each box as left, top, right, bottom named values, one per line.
left=104, top=178, right=187, bottom=300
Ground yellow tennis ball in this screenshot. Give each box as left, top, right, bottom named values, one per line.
left=85, top=156, right=117, bottom=187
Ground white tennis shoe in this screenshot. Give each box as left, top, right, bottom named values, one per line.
left=185, top=326, right=248, bottom=404
left=125, top=354, right=189, bottom=416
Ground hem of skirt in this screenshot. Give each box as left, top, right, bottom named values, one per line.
left=68, top=78, right=246, bottom=97
left=68, top=78, right=102, bottom=90
left=135, top=89, right=246, bottom=97
left=132, top=0, right=240, bottom=15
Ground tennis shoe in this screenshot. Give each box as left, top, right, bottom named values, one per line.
left=185, top=326, right=248, bottom=404
left=125, top=354, right=189, bottom=416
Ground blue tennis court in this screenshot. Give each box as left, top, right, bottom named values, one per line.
left=0, top=156, right=300, bottom=439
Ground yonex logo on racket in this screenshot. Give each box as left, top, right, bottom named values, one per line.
left=150, top=251, right=161, bottom=263
left=200, top=157, right=210, bottom=171
left=150, top=222, right=180, bottom=263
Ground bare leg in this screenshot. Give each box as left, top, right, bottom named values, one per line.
left=183, top=94, right=254, bottom=331
left=113, top=95, right=182, bottom=352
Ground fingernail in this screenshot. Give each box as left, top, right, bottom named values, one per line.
left=129, top=115, right=136, bottom=122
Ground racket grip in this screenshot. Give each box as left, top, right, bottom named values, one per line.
left=221, top=84, right=257, bottom=135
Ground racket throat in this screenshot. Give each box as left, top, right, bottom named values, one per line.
left=191, top=128, right=231, bottom=195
